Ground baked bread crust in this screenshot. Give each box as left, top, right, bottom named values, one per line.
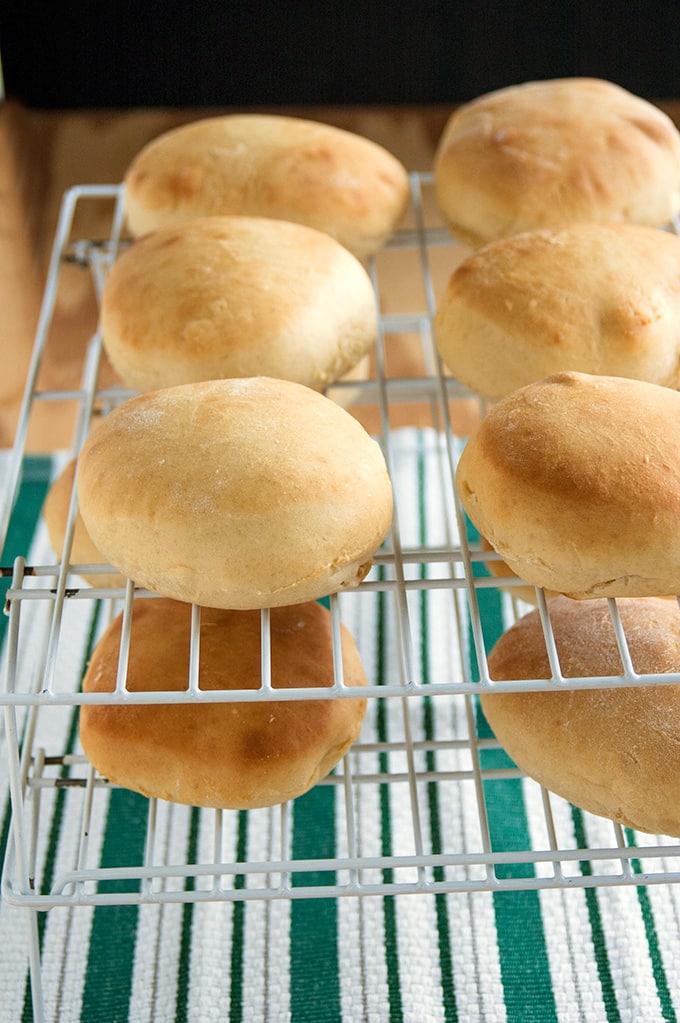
left=456, top=371, right=680, bottom=599
left=434, top=222, right=680, bottom=400
left=101, top=215, right=377, bottom=394
left=482, top=595, right=680, bottom=836
left=43, top=457, right=126, bottom=589
left=434, top=78, right=680, bottom=247
left=123, top=113, right=410, bottom=258
left=76, top=377, right=393, bottom=609
left=479, top=535, right=559, bottom=605
left=80, top=598, right=368, bottom=809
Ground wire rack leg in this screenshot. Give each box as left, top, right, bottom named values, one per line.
left=25, top=907, right=45, bottom=1023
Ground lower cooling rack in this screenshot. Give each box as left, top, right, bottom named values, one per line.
left=6, top=728, right=680, bottom=912
left=5, top=726, right=680, bottom=911
left=3, top=495, right=680, bottom=912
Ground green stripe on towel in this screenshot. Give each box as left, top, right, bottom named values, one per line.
left=1, top=456, right=53, bottom=647
left=79, top=789, right=149, bottom=1023
left=467, top=518, right=557, bottom=1023
left=290, top=785, right=341, bottom=1023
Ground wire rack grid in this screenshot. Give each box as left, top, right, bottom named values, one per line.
left=1, top=173, right=680, bottom=948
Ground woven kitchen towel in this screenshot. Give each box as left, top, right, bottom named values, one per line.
left=1, top=432, right=680, bottom=1023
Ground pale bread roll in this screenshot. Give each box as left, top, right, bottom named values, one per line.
left=80, top=598, right=368, bottom=809
left=76, top=377, right=393, bottom=609
left=123, top=113, right=410, bottom=258
left=456, top=371, right=680, bottom=599
left=482, top=595, right=680, bottom=836
left=100, top=215, right=377, bottom=394
left=434, top=222, right=680, bottom=401
left=43, top=457, right=126, bottom=589
left=434, top=78, right=680, bottom=248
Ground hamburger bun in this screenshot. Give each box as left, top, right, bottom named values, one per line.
left=76, top=377, right=393, bottom=609
left=434, top=222, right=680, bottom=401
left=482, top=595, right=680, bottom=836
left=434, top=78, right=680, bottom=248
left=100, top=215, right=378, bottom=394
left=123, top=113, right=410, bottom=258
left=456, top=371, right=680, bottom=599
left=80, top=597, right=368, bottom=809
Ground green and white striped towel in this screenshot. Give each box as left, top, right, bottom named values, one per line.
left=1, top=431, right=680, bottom=1022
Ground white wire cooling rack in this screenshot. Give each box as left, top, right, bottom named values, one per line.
left=2, top=173, right=680, bottom=949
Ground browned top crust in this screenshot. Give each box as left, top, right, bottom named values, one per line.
left=434, top=78, right=680, bottom=247
left=456, top=371, right=680, bottom=598
left=434, top=222, right=680, bottom=400
left=124, top=113, right=410, bottom=258
left=100, top=215, right=377, bottom=393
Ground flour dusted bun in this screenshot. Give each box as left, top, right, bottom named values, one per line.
left=76, top=377, right=393, bottom=609
left=80, top=598, right=367, bottom=809
left=456, top=371, right=680, bottom=599
left=100, top=216, right=377, bottom=394
left=434, top=78, right=680, bottom=247
left=123, top=114, right=410, bottom=258
left=482, top=596, right=680, bottom=836
left=435, top=223, right=680, bottom=401
left=43, top=457, right=126, bottom=589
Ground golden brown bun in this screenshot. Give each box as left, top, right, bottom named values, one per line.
left=434, top=223, right=680, bottom=401
left=482, top=595, right=680, bottom=836
left=80, top=598, right=367, bottom=809
left=100, top=216, right=377, bottom=394
left=43, top=457, right=127, bottom=589
left=123, top=114, right=410, bottom=258
left=77, top=377, right=393, bottom=609
left=456, top=371, right=680, bottom=599
left=434, top=78, right=680, bottom=248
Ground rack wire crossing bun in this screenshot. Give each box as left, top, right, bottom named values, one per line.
left=434, top=78, right=680, bottom=247
left=455, top=371, right=680, bottom=599
left=123, top=113, right=410, bottom=258
left=80, top=598, right=368, bottom=809
left=100, top=215, right=378, bottom=394
left=76, top=377, right=393, bottom=609
left=481, top=595, right=680, bottom=836
left=434, top=222, right=680, bottom=401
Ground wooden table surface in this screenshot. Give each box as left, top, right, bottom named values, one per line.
left=2, top=99, right=679, bottom=451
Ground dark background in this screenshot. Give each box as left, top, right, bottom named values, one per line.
left=1, top=1, right=679, bottom=110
